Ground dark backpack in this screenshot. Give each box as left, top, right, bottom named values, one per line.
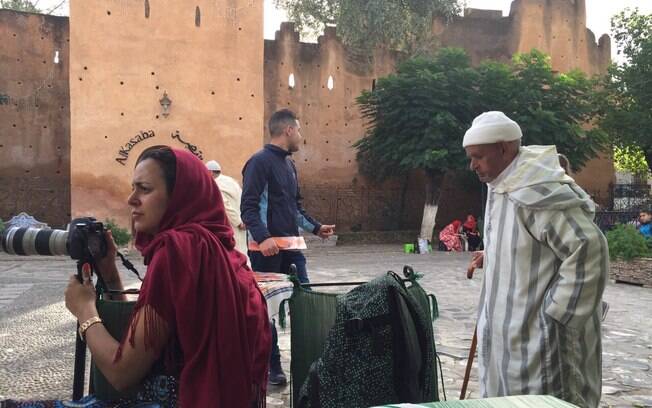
left=298, top=270, right=439, bottom=408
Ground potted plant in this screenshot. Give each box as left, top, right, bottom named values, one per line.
left=104, top=219, right=131, bottom=248
left=606, top=224, right=652, bottom=286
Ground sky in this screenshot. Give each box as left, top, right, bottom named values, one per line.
left=36, top=0, right=652, bottom=60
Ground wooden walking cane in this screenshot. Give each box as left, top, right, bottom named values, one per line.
left=459, top=326, right=477, bottom=400
left=460, top=252, right=482, bottom=400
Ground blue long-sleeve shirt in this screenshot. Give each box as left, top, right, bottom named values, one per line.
left=241, top=144, right=322, bottom=244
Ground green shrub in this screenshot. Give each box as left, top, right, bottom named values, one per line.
left=0, top=219, right=4, bottom=234
left=104, top=219, right=131, bottom=247
left=606, top=224, right=651, bottom=261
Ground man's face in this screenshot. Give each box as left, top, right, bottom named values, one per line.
left=465, top=143, right=508, bottom=183
left=639, top=212, right=652, bottom=224
left=286, top=120, right=302, bottom=153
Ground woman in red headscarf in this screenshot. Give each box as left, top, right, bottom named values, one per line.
left=462, top=214, right=482, bottom=251
left=438, top=220, right=463, bottom=252
left=64, top=146, right=271, bottom=407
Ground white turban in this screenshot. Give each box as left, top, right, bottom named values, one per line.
left=205, top=160, right=221, bottom=172
left=463, top=111, right=522, bottom=148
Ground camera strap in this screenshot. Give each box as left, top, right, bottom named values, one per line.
left=117, top=251, right=143, bottom=282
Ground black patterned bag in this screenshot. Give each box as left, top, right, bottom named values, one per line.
left=297, top=271, right=439, bottom=408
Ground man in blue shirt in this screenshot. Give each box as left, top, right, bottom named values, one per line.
left=242, top=108, right=335, bottom=385
left=639, top=210, right=652, bottom=238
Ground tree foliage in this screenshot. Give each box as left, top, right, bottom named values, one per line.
left=0, top=0, right=67, bottom=15
left=356, top=48, right=607, bottom=183
left=613, top=145, right=650, bottom=176
left=0, top=0, right=39, bottom=12
left=274, top=0, right=461, bottom=58
left=597, top=8, right=652, bottom=173
left=355, top=48, right=476, bottom=181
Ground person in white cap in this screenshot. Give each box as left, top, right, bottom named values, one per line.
left=206, top=160, right=249, bottom=264
left=464, top=111, right=608, bottom=407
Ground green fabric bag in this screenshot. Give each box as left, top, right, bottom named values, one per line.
left=90, top=297, right=137, bottom=401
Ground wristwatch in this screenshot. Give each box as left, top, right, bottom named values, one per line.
left=78, top=316, right=103, bottom=341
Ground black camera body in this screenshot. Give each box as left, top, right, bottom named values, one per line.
left=67, top=217, right=108, bottom=261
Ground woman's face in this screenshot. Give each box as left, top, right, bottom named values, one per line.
left=128, top=158, right=170, bottom=235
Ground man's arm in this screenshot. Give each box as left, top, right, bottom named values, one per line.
left=296, top=186, right=322, bottom=235
left=536, top=207, right=609, bottom=328
left=241, top=158, right=271, bottom=244
left=217, top=178, right=244, bottom=229
left=290, top=161, right=322, bottom=235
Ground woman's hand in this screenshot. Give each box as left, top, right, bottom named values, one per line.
left=65, top=264, right=98, bottom=322
left=96, top=230, right=120, bottom=283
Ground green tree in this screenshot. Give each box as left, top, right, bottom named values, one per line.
left=480, top=50, right=608, bottom=172
left=0, top=0, right=67, bottom=15
left=356, top=48, right=479, bottom=239
left=0, top=0, right=39, bottom=12
left=274, top=0, right=461, bottom=59
left=597, top=8, right=652, bottom=173
left=613, top=145, right=650, bottom=176
left=356, top=48, right=607, bottom=240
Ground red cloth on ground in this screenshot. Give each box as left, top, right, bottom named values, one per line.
left=120, top=148, right=271, bottom=407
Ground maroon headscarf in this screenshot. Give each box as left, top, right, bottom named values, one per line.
left=119, top=148, right=271, bottom=407
left=463, top=215, right=477, bottom=231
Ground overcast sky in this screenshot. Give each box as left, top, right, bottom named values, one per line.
left=36, top=0, right=652, bottom=60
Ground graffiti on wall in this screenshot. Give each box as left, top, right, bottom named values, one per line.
left=171, top=130, right=203, bottom=160
left=115, top=130, right=156, bottom=165
left=114, top=129, right=204, bottom=165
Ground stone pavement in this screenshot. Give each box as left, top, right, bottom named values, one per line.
left=1, top=245, right=651, bottom=407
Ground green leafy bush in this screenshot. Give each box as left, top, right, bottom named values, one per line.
left=104, top=219, right=131, bottom=247
left=606, top=224, right=651, bottom=261
left=0, top=219, right=4, bottom=234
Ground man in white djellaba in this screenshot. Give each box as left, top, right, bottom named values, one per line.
left=465, top=111, right=609, bottom=408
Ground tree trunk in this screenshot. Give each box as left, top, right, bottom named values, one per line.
left=419, top=171, right=444, bottom=240
left=398, top=173, right=410, bottom=229
left=645, top=149, right=652, bottom=176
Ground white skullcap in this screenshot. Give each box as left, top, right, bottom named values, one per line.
left=463, top=111, right=522, bottom=148
left=205, top=160, right=221, bottom=172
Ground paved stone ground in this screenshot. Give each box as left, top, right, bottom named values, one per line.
left=1, top=246, right=651, bottom=407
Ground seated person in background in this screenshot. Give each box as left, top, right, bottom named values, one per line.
left=63, top=146, right=271, bottom=407
left=639, top=210, right=652, bottom=238
left=438, top=220, right=462, bottom=252
left=462, top=214, right=482, bottom=251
